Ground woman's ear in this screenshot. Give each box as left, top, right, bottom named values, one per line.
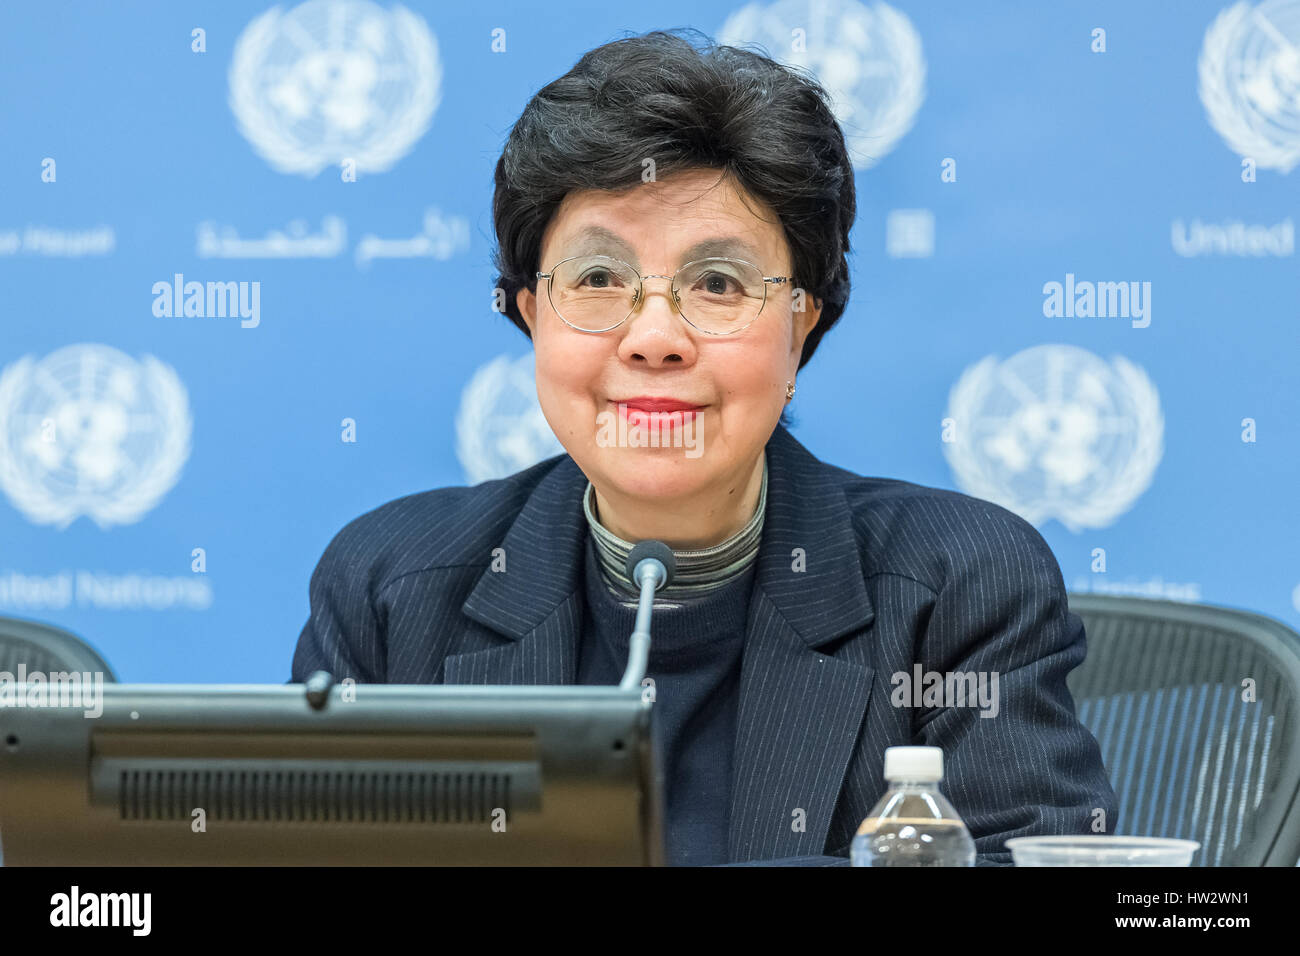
left=516, top=286, right=537, bottom=336
left=794, top=295, right=822, bottom=351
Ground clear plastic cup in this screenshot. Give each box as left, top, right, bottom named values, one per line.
left=1005, top=835, right=1200, bottom=866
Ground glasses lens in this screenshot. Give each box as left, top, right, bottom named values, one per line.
left=676, top=258, right=765, bottom=333
left=549, top=255, right=638, bottom=331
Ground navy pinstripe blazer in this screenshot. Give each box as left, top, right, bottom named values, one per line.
left=292, top=423, right=1118, bottom=866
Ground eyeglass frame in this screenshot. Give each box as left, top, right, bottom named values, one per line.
left=535, top=254, right=794, bottom=335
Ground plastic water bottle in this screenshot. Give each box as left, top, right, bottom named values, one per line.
left=851, top=746, right=976, bottom=866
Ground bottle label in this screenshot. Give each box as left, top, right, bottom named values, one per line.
left=856, top=817, right=966, bottom=835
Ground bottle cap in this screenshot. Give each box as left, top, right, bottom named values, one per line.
left=883, top=745, right=943, bottom=782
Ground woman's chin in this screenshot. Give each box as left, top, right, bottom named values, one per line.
left=593, top=452, right=709, bottom=500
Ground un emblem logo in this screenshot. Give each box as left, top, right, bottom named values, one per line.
left=942, top=345, right=1164, bottom=532
left=718, top=0, right=925, bottom=170
left=229, top=0, right=442, bottom=176
left=456, top=354, right=565, bottom=485
left=1199, top=0, right=1300, bottom=173
left=0, top=345, right=192, bottom=529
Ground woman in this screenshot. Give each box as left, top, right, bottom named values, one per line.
left=293, top=29, right=1117, bottom=866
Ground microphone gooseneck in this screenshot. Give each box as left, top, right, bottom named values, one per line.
left=618, top=541, right=676, bottom=692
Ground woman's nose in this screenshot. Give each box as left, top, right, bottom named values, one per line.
left=618, top=277, right=697, bottom=365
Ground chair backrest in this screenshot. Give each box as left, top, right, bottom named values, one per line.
left=0, top=615, right=117, bottom=680
left=1066, top=594, right=1300, bottom=866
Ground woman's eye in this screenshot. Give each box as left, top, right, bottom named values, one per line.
left=700, top=273, right=736, bottom=295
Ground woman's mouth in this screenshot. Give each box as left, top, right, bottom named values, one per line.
left=610, top=398, right=704, bottom=430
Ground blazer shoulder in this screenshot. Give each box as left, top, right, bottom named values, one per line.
left=836, top=469, right=1059, bottom=594
left=312, top=453, right=568, bottom=595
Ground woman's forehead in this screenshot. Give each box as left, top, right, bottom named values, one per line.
left=555, top=223, right=769, bottom=268
left=544, top=181, right=787, bottom=267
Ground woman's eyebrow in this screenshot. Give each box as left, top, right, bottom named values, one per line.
left=563, top=225, right=763, bottom=267
left=678, top=237, right=763, bottom=264
left=565, top=225, right=639, bottom=264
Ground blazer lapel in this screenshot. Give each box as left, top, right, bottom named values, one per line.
left=727, top=425, right=877, bottom=861
left=446, top=454, right=590, bottom=685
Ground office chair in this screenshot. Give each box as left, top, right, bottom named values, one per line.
left=0, top=615, right=117, bottom=680
left=1067, top=594, right=1300, bottom=866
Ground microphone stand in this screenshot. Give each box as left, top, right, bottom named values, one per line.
left=617, top=540, right=675, bottom=692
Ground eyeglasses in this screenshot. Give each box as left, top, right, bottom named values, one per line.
left=535, top=254, right=793, bottom=335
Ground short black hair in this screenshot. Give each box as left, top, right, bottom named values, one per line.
left=491, top=28, right=856, bottom=429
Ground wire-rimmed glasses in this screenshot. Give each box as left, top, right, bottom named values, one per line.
left=535, top=254, right=793, bottom=334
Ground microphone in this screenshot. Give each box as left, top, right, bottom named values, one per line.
left=618, top=540, right=675, bottom=692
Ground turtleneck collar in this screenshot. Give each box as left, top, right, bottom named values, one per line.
left=582, top=455, right=767, bottom=603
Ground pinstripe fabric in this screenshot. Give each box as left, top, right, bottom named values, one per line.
left=292, top=423, right=1119, bottom=865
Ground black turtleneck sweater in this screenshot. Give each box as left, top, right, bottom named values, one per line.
left=577, top=532, right=756, bottom=865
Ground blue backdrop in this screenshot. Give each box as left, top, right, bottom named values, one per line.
left=1, top=0, right=1296, bottom=682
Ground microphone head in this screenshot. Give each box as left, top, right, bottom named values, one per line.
left=626, top=540, right=675, bottom=591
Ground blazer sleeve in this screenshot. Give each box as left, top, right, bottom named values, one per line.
left=914, top=510, right=1119, bottom=865
left=291, top=520, right=388, bottom=684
